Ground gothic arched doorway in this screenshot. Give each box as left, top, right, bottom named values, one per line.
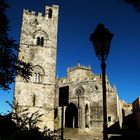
left=65, top=103, right=78, bottom=128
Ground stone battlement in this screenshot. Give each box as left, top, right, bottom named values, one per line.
left=67, top=63, right=91, bottom=72
left=23, top=5, right=59, bottom=17
left=23, top=9, right=43, bottom=17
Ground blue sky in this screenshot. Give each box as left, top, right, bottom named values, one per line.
left=0, top=0, right=140, bottom=114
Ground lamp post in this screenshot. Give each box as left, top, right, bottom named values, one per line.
left=76, top=89, right=81, bottom=128
left=90, top=23, right=113, bottom=140
left=76, top=89, right=81, bottom=109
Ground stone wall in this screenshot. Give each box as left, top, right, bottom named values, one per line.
left=13, top=4, right=137, bottom=139
left=132, top=97, right=140, bottom=130
left=55, top=64, right=119, bottom=138
left=14, top=5, right=59, bottom=130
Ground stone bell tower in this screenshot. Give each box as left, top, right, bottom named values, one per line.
left=14, top=5, right=59, bottom=129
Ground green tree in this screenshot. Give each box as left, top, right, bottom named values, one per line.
left=0, top=0, right=32, bottom=90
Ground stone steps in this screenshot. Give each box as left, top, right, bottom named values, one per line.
left=56, top=128, right=102, bottom=140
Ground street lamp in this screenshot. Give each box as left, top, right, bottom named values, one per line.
left=76, top=89, right=81, bottom=128
left=76, top=89, right=81, bottom=109
left=90, top=23, right=113, bottom=140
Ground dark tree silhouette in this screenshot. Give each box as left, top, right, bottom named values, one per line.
left=0, top=0, right=32, bottom=90
left=0, top=100, right=60, bottom=140
left=124, top=0, right=140, bottom=12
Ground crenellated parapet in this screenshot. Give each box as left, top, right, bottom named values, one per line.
left=57, top=77, right=67, bottom=84
left=67, top=63, right=91, bottom=73
left=20, top=4, right=59, bottom=48
left=23, top=9, right=45, bottom=17
left=65, top=63, right=94, bottom=82
left=23, top=5, right=59, bottom=18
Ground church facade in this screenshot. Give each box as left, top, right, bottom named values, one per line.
left=14, top=5, right=133, bottom=139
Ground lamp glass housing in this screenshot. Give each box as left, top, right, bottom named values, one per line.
left=90, top=23, right=113, bottom=60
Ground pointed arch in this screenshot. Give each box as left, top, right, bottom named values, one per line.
left=65, top=103, right=78, bottom=128
left=33, top=65, right=45, bottom=75
left=33, top=30, right=48, bottom=47
left=33, top=30, right=48, bottom=39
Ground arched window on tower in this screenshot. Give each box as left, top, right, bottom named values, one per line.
left=36, top=37, right=40, bottom=45
left=36, top=37, right=44, bottom=46
left=40, top=37, right=44, bottom=46
left=34, top=73, right=37, bottom=82
left=33, top=65, right=44, bottom=83
left=34, top=73, right=41, bottom=83
left=36, top=73, right=41, bottom=83
left=33, top=30, right=48, bottom=47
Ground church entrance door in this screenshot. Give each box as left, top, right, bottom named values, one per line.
left=65, top=103, right=78, bottom=128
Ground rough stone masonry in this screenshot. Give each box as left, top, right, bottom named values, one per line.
left=14, top=5, right=135, bottom=140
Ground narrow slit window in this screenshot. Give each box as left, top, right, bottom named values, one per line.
left=48, top=8, right=52, bottom=18
left=40, top=37, right=44, bottom=46
left=54, top=108, right=58, bottom=119
left=34, top=73, right=37, bottom=82
left=108, top=116, right=111, bottom=122
left=36, top=73, right=40, bottom=83
left=33, top=94, right=36, bottom=106
left=37, top=37, right=40, bottom=45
